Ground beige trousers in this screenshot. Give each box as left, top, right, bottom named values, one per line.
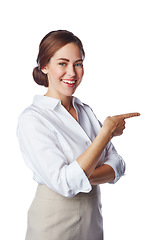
left=25, top=184, right=103, bottom=240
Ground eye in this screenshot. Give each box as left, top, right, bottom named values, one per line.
left=59, top=62, right=66, bottom=66
left=75, top=63, right=83, bottom=67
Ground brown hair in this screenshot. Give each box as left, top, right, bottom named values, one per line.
left=33, top=30, right=85, bottom=87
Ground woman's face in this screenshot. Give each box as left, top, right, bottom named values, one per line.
left=42, top=43, right=84, bottom=99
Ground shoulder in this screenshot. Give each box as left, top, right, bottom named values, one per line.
left=18, top=104, right=39, bottom=121
left=17, top=104, right=45, bottom=134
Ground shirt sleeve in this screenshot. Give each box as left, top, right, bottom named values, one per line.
left=17, top=112, right=92, bottom=197
left=103, top=141, right=126, bottom=183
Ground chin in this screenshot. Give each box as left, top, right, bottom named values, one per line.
left=63, top=88, right=77, bottom=97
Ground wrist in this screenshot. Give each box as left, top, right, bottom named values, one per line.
left=101, top=123, right=114, bottom=136
left=100, top=125, right=113, bottom=142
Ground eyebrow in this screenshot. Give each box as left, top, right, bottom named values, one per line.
left=57, top=58, right=83, bottom=62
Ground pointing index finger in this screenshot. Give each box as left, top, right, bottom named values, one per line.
left=121, top=112, right=141, bottom=119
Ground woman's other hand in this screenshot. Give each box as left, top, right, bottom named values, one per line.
left=103, top=112, right=140, bottom=137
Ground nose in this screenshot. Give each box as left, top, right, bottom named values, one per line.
left=67, top=64, right=76, bottom=77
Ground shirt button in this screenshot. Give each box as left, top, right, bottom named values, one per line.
left=86, top=141, right=91, bottom=145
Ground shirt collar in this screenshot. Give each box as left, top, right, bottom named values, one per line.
left=72, top=96, right=84, bottom=107
left=33, top=95, right=84, bottom=110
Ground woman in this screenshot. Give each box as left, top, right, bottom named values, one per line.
left=17, top=30, right=140, bottom=240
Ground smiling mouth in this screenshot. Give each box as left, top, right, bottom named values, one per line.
left=61, top=79, right=76, bottom=84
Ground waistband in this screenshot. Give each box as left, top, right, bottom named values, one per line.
left=35, top=184, right=100, bottom=200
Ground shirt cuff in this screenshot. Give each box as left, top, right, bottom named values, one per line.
left=104, top=154, right=126, bottom=184
left=66, top=160, right=92, bottom=196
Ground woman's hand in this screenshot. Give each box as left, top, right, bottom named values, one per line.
left=103, top=112, right=140, bottom=137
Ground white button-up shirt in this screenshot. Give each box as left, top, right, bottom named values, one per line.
left=17, top=95, right=125, bottom=197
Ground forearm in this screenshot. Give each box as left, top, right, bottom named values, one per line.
left=89, top=164, right=115, bottom=185
left=76, top=112, right=139, bottom=179
left=76, top=126, right=112, bottom=178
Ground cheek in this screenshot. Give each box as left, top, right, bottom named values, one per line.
left=48, top=67, right=65, bottom=80
left=76, top=71, right=83, bottom=86
left=77, top=69, right=84, bottom=79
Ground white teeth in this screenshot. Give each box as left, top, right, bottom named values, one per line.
left=62, top=80, right=76, bottom=84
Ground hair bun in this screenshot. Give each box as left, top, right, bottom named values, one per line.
left=32, top=66, right=48, bottom=87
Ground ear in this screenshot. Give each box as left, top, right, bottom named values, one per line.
left=41, top=65, right=48, bottom=74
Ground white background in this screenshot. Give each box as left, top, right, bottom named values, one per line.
left=1, top=0, right=160, bottom=239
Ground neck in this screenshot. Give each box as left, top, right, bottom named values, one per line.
left=45, top=90, right=73, bottom=111
left=61, top=96, right=73, bottom=111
